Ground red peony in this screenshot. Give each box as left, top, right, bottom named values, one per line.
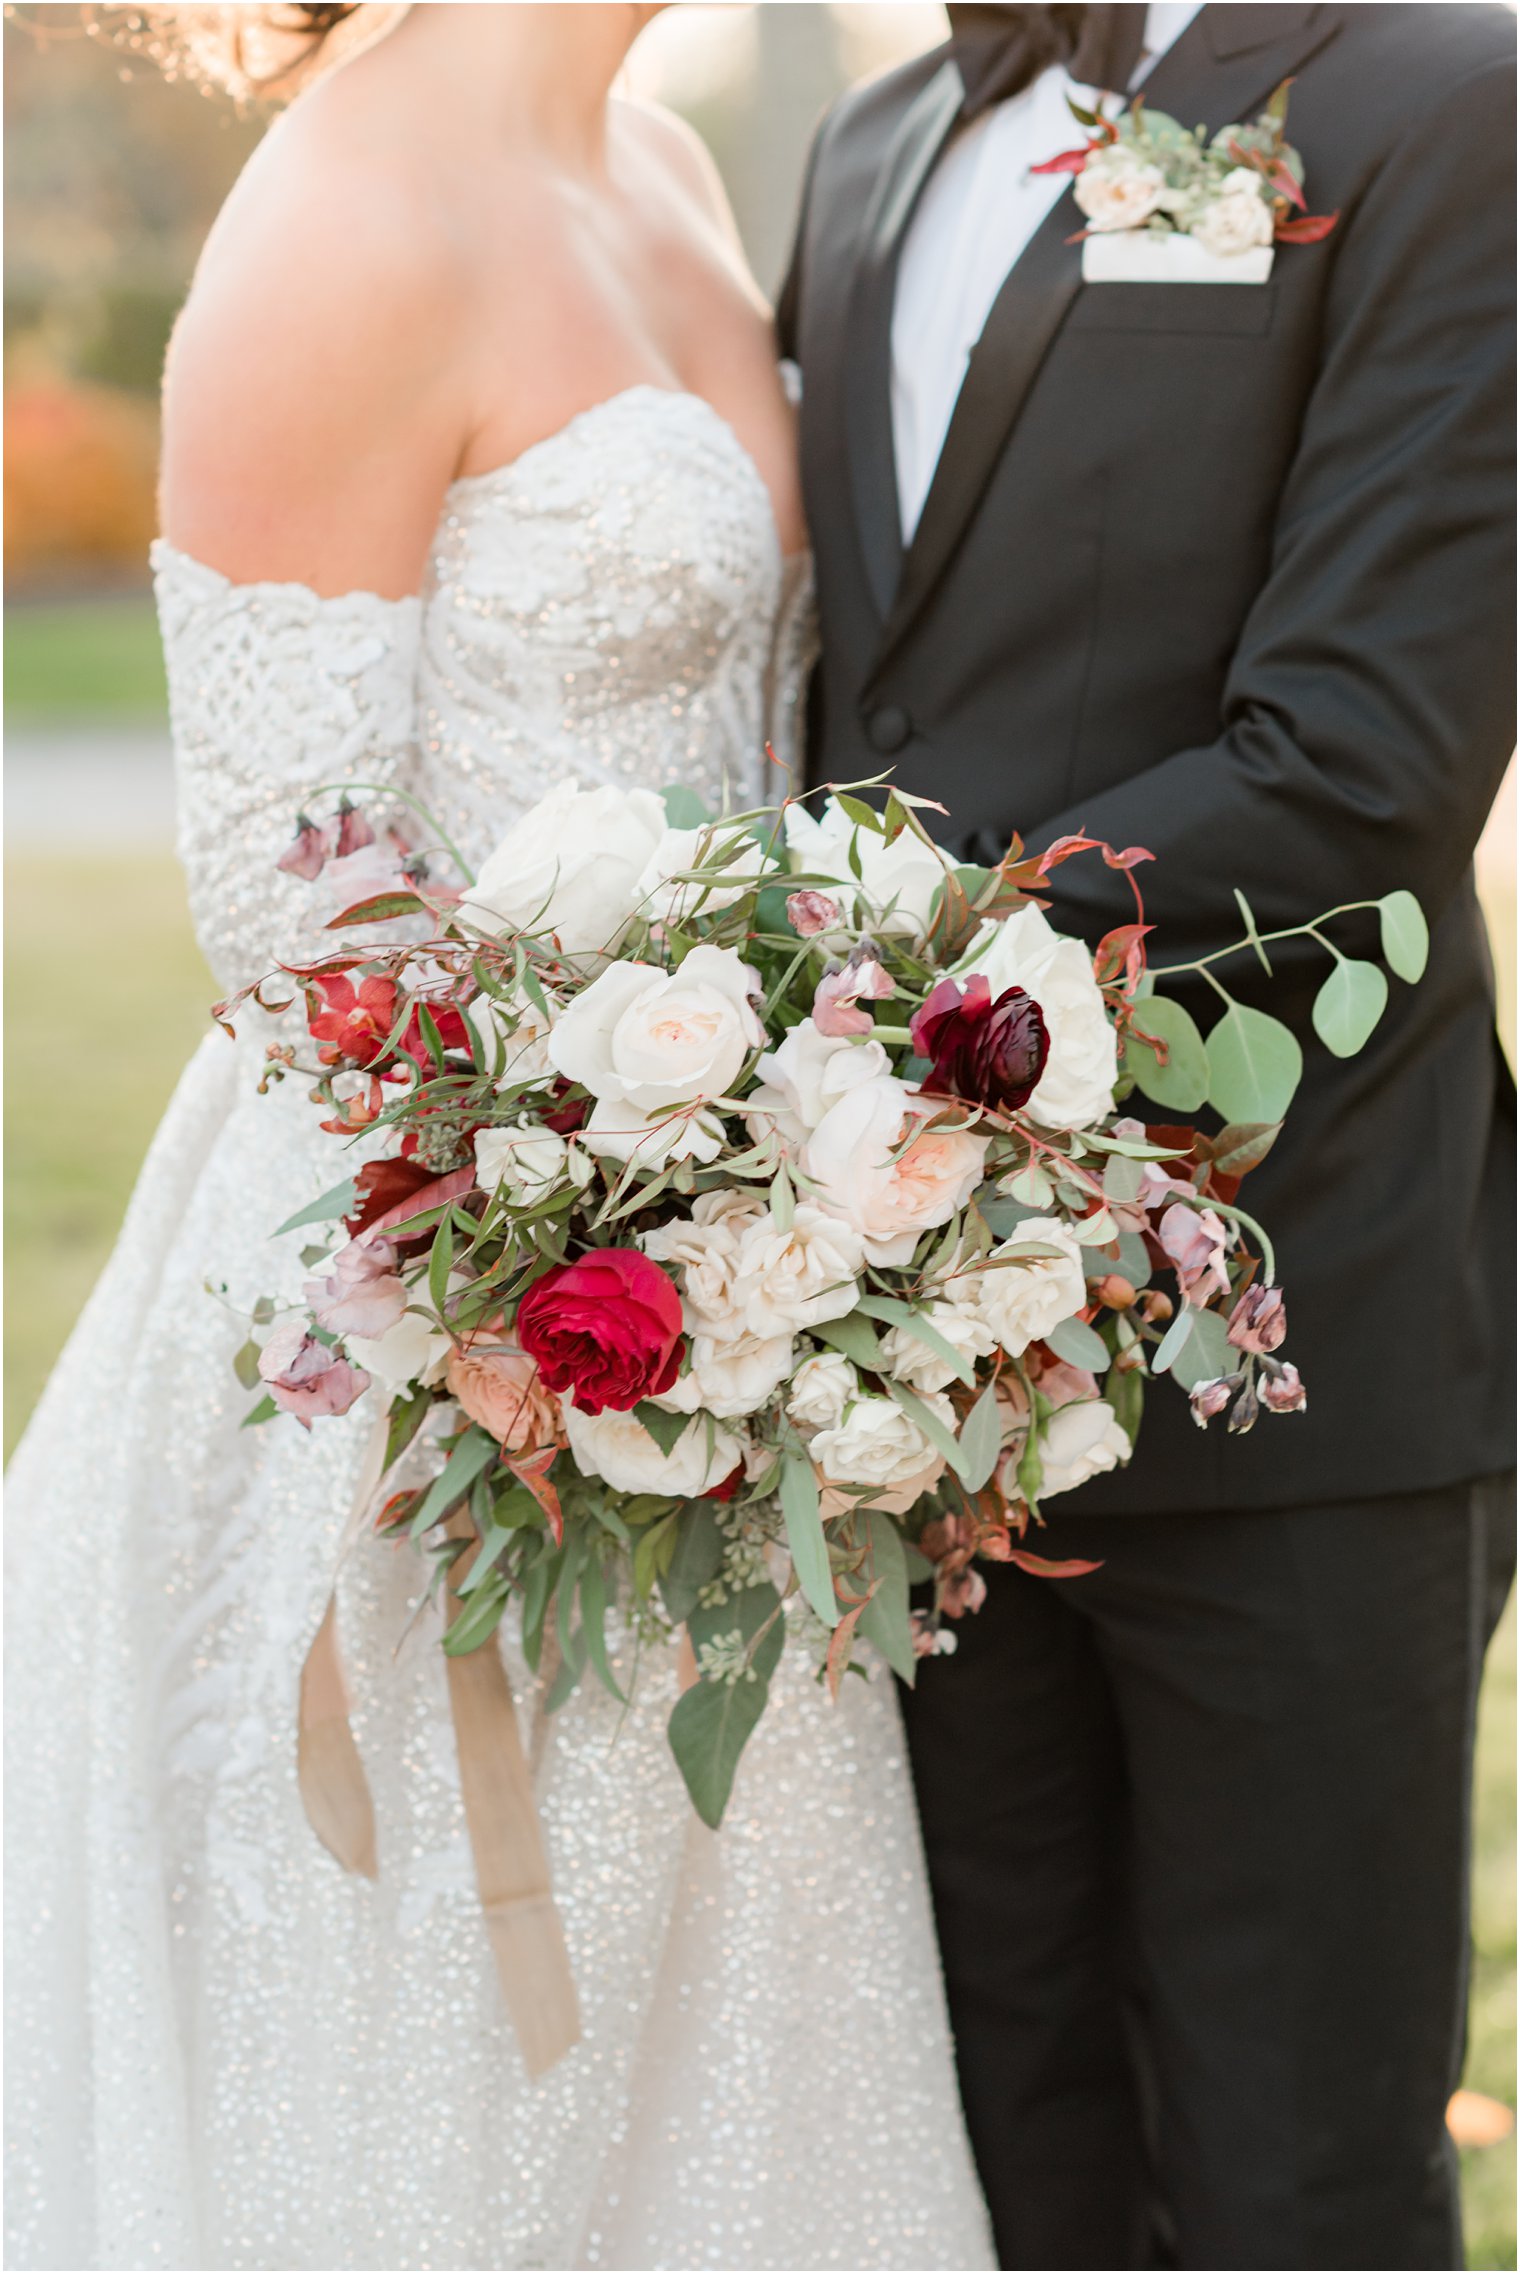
left=909, top=975, right=1049, bottom=1114
left=516, top=1249, right=684, bottom=1416
left=308, top=973, right=400, bottom=1068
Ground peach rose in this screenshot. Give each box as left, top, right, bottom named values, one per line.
left=445, top=1330, right=563, bottom=1452
left=802, top=1074, right=988, bottom=1266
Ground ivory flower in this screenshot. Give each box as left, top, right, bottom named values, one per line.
left=1074, top=144, right=1168, bottom=232
left=458, top=781, right=668, bottom=953
left=955, top=1215, right=1087, bottom=1358
left=564, top=1403, right=744, bottom=1497
left=548, top=945, right=762, bottom=1119
left=801, top=1074, right=988, bottom=1267
left=810, top=1391, right=952, bottom=1491
left=744, top=1018, right=890, bottom=1150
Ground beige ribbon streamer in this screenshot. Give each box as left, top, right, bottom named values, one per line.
left=296, top=1425, right=580, bottom=2077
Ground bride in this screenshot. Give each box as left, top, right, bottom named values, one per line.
left=3, top=7, right=994, bottom=2269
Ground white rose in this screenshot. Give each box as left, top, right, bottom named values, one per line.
left=344, top=1310, right=451, bottom=1395
left=583, top=1101, right=727, bottom=1170
left=957, top=904, right=1117, bottom=1129
left=880, top=1300, right=996, bottom=1393
left=729, top=1204, right=866, bottom=1339
left=643, top=1188, right=767, bottom=1333
left=811, top=1390, right=952, bottom=1489
left=783, top=797, right=950, bottom=940
left=801, top=1073, right=988, bottom=1267
left=957, top=1214, right=1087, bottom=1359
left=473, top=1123, right=591, bottom=1204
left=548, top=944, right=762, bottom=1117
left=635, top=823, right=769, bottom=926
left=1037, top=1397, right=1131, bottom=1496
left=786, top=1352, right=857, bottom=1431
left=564, top=1402, right=744, bottom=1497
left=656, top=1329, right=796, bottom=1419
left=1073, top=144, right=1168, bottom=232
left=744, top=1018, right=890, bottom=1149
left=458, top=781, right=668, bottom=954
left=1192, top=169, right=1275, bottom=258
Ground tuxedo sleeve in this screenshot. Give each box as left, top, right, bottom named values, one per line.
left=1029, top=55, right=1516, bottom=958
left=775, top=113, right=828, bottom=362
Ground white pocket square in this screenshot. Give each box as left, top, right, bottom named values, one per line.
left=1081, top=234, right=1275, bottom=286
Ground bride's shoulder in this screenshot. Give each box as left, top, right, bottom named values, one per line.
left=160, top=104, right=476, bottom=594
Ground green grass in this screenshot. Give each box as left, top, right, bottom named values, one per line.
left=3, top=595, right=167, bottom=717
left=3, top=849, right=1515, bottom=2266
left=4, top=854, right=211, bottom=1450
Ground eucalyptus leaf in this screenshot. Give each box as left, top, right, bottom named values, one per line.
left=814, top=1312, right=886, bottom=1371
left=1312, top=958, right=1388, bottom=1058
left=780, top=1453, right=839, bottom=1628
left=1045, top=1315, right=1111, bottom=1372
left=957, top=1381, right=1005, bottom=1493
left=661, top=783, right=712, bottom=829
left=408, top=1427, right=499, bottom=1537
left=273, top=1177, right=357, bottom=1239
left=667, top=1657, right=772, bottom=1829
left=442, top=1575, right=510, bottom=1656
left=658, top=1501, right=726, bottom=1625
left=856, top=1512, right=916, bottom=1685
left=240, top=1393, right=279, bottom=1429
left=1004, top=1160, right=1055, bottom=1207
left=232, top=1338, right=263, bottom=1391
left=545, top=1624, right=588, bottom=1713
left=1125, top=994, right=1210, bottom=1112
left=1379, top=890, right=1429, bottom=983
left=1102, top=1151, right=1144, bottom=1204
left=1205, top=1003, right=1303, bottom=1123
left=579, top=1554, right=626, bottom=1703
left=856, top=1297, right=974, bottom=1385
left=1154, top=1306, right=1232, bottom=1392
left=886, top=1383, right=968, bottom=1480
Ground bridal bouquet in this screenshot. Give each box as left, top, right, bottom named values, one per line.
left=221, top=774, right=1425, bottom=1825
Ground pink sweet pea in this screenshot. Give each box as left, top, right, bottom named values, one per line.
left=787, top=889, right=843, bottom=937
left=1227, top=1284, right=1288, bottom=1354
left=257, top=1319, right=370, bottom=1426
left=1157, top=1201, right=1231, bottom=1307
left=304, top=1237, right=408, bottom=1339
left=1260, top=1361, right=1307, bottom=1413
left=812, top=949, right=895, bottom=1037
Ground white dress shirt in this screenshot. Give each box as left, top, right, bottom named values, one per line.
left=891, top=0, right=1204, bottom=540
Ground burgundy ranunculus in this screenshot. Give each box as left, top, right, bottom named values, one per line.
left=516, top=1249, right=684, bottom=1416
left=908, top=975, right=1049, bottom=1114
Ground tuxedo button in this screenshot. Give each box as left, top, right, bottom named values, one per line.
left=864, top=701, right=911, bottom=755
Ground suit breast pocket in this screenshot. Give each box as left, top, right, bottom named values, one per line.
left=1065, top=283, right=1278, bottom=338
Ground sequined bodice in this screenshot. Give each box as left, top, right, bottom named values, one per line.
left=153, top=386, right=810, bottom=990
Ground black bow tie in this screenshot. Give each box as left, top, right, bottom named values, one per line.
left=945, top=4, right=1150, bottom=117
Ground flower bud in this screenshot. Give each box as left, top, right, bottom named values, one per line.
left=1259, top=1362, right=1307, bottom=1415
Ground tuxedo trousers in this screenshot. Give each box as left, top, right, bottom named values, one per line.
left=900, top=1475, right=1515, bottom=2271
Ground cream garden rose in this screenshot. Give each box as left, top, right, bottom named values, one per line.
left=1192, top=168, right=1275, bottom=258
left=458, top=781, right=667, bottom=954
left=655, top=1329, right=795, bottom=1420
left=564, top=1402, right=744, bottom=1497
left=810, top=1391, right=951, bottom=1491
left=956, top=1214, right=1088, bottom=1358
left=783, top=797, right=949, bottom=940
left=1037, top=1397, right=1131, bottom=1496
left=744, top=1018, right=890, bottom=1149
left=1073, top=144, right=1168, bottom=232
left=786, top=1351, right=857, bottom=1432
left=548, top=944, right=763, bottom=1165
left=880, top=1300, right=996, bottom=1394
left=957, top=904, right=1118, bottom=1130
left=802, top=1074, right=988, bottom=1267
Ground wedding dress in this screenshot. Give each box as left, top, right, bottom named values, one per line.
left=4, top=386, right=996, bottom=2274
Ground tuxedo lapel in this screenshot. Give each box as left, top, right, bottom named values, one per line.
left=866, top=3, right=1339, bottom=679
left=844, top=58, right=965, bottom=622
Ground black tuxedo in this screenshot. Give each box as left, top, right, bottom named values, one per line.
left=780, top=7, right=1516, bottom=2264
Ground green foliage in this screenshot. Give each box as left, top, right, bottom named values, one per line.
left=1312, top=958, right=1388, bottom=1058
left=1378, top=890, right=1430, bottom=984
left=1125, top=993, right=1211, bottom=1111
left=667, top=1582, right=785, bottom=1827
left=1205, top=1003, right=1304, bottom=1123
left=779, top=1452, right=838, bottom=1628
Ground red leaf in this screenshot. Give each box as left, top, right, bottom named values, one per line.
left=1274, top=210, right=1338, bottom=244
left=1094, top=921, right=1153, bottom=987
left=362, top=1164, right=475, bottom=1241
left=825, top=1584, right=878, bottom=1703
left=1264, top=158, right=1307, bottom=209
left=506, top=1447, right=564, bottom=1547
left=1009, top=1551, right=1104, bottom=1579
left=1030, top=145, right=1091, bottom=176
left=1101, top=843, right=1155, bottom=872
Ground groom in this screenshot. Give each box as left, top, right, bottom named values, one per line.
left=780, top=4, right=1516, bottom=2266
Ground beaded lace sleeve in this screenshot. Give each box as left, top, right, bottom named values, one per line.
left=151, top=540, right=422, bottom=993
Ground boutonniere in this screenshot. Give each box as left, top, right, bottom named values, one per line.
left=1035, top=79, right=1338, bottom=283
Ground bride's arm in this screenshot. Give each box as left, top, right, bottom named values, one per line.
left=155, top=153, right=477, bottom=991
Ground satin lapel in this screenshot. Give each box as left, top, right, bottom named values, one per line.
left=845, top=58, right=965, bottom=623
left=868, top=3, right=1338, bottom=677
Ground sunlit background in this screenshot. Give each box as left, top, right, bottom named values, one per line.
left=3, top=5, right=1513, bottom=2256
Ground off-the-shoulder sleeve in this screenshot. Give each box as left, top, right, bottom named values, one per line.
left=152, top=540, right=422, bottom=991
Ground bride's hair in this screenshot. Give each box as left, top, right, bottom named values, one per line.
left=101, top=4, right=400, bottom=101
